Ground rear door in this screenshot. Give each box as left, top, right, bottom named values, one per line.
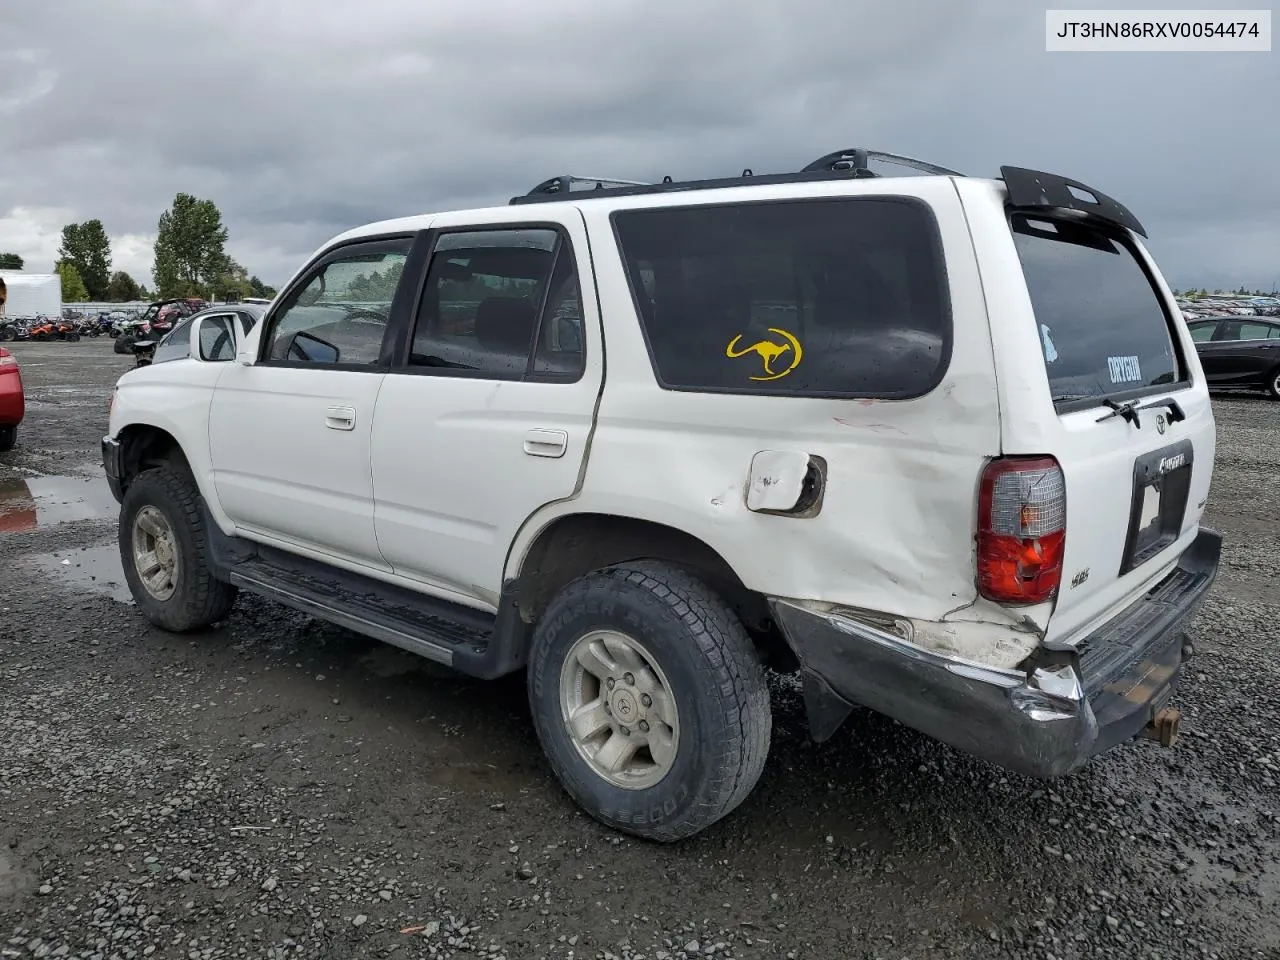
left=1210, top=319, right=1280, bottom=385
left=368, top=209, right=603, bottom=603
left=967, top=183, right=1215, bottom=645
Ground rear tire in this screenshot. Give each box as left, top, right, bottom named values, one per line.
left=0, top=425, right=15, bottom=452
left=0, top=326, right=14, bottom=342
left=527, top=561, right=771, bottom=842
left=1267, top=368, right=1280, bottom=401
left=118, top=465, right=238, bottom=631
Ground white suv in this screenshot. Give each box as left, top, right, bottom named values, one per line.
left=103, top=149, right=1220, bottom=841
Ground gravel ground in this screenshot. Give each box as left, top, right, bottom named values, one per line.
left=1, top=337, right=1278, bottom=960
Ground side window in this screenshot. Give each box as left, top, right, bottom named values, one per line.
left=1270, top=326, right=1280, bottom=340
left=612, top=198, right=950, bottom=397
left=165, top=318, right=194, bottom=348
left=261, top=240, right=412, bottom=366
left=409, top=228, right=583, bottom=379
left=1237, top=320, right=1277, bottom=341
left=1187, top=321, right=1217, bottom=343
left=152, top=317, right=199, bottom=364
left=199, top=315, right=238, bottom=362
left=532, top=248, right=585, bottom=378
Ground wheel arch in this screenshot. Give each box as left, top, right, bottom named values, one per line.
left=506, top=511, right=797, bottom=672
left=116, top=422, right=188, bottom=488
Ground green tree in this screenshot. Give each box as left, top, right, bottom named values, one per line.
left=57, top=219, right=112, bottom=299
left=211, top=255, right=252, bottom=302
left=153, top=193, right=229, bottom=298
left=106, top=270, right=142, bottom=302
left=248, top=275, right=277, bottom=299
left=0, top=252, right=23, bottom=270
left=55, top=260, right=89, bottom=302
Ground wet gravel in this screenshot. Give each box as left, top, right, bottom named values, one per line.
left=1, top=338, right=1278, bottom=959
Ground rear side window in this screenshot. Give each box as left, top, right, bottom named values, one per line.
left=612, top=198, right=951, bottom=397
left=409, top=228, right=585, bottom=381
left=1011, top=216, right=1183, bottom=403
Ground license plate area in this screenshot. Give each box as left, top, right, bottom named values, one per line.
left=1119, top=439, right=1194, bottom=576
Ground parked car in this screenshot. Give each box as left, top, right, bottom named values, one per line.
left=132, top=303, right=267, bottom=367
left=0, top=346, right=24, bottom=451
left=1187, top=316, right=1280, bottom=398
left=103, top=150, right=1219, bottom=841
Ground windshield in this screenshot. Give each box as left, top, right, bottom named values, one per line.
left=1011, top=215, right=1184, bottom=404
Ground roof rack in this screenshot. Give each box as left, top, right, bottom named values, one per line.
left=523, top=175, right=653, bottom=198
left=509, top=147, right=965, bottom=205
left=799, top=149, right=965, bottom=178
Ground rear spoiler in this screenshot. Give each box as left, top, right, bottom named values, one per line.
left=1001, top=166, right=1147, bottom=238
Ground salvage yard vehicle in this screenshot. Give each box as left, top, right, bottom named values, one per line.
left=0, top=346, right=25, bottom=452
left=131, top=303, right=266, bottom=368
left=1187, top=314, right=1280, bottom=399
left=103, top=148, right=1220, bottom=841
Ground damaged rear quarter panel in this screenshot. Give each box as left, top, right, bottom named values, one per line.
left=512, top=180, right=1013, bottom=632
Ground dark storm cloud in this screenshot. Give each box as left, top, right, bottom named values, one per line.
left=1, top=0, right=1275, bottom=291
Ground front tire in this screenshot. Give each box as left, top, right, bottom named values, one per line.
left=118, top=465, right=238, bottom=631
left=528, top=561, right=771, bottom=842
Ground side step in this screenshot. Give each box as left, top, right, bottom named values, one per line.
left=224, top=546, right=521, bottom=677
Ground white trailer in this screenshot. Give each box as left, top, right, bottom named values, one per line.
left=0, top=271, right=62, bottom=319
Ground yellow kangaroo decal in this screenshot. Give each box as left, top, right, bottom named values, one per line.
left=725, top=327, right=804, bottom=381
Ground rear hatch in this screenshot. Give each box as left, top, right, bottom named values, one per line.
left=962, top=174, right=1215, bottom=645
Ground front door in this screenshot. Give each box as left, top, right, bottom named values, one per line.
left=369, top=210, right=603, bottom=603
left=207, top=236, right=417, bottom=569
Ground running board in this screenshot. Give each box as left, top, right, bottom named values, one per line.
left=225, top=549, right=498, bottom=673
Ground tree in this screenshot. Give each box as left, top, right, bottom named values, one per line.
left=55, top=260, right=89, bottom=302
left=248, top=276, right=277, bottom=299
left=0, top=252, right=23, bottom=270
left=58, top=220, right=112, bottom=299
left=209, top=255, right=252, bottom=302
left=153, top=193, right=229, bottom=298
left=106, top=270, right=142, bottom=302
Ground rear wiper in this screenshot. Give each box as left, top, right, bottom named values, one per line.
left=1096, top=398, right=1142, bottom=427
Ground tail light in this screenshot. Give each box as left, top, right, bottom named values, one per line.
left=977, top=456, right=1066, bottom=605
left=0, top=347, right=15, bottom=368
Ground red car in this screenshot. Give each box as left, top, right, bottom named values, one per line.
left=0, top=346, right=24, bottom=452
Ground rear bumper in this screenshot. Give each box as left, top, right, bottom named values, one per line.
left=770, top=528, right=1221, bottom=778
left=102, top=435, right=124, bottom=502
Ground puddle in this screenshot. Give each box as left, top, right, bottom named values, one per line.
left=28, top=544, right=134, bottom=603
left=0, top=474, right=117, bottom=533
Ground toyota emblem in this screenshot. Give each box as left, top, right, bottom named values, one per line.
left=1156, top=414, right=1166, bottom=434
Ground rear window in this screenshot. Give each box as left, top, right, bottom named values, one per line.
left=612, top=197, right=951, bottom=397
left=1011, top=215, right=1183, bottom=403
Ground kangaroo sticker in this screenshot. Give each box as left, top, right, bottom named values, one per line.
left=725, top=328, right=804, bottom=381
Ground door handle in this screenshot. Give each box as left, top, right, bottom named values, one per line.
left=325, top=405, right=356, bottom=431
left=523, top=428, right=568, bottom=458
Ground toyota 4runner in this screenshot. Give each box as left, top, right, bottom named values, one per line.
left=103, top=149, right=1220, bottom=841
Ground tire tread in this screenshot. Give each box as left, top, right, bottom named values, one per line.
left=532, top=560, right=771, bottom=842
left=120, top=465, right=236, bottom=631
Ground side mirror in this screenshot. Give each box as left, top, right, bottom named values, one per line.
left=194, top=316, right=238, bottom=363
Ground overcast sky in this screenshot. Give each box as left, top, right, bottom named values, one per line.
left=1, top=0, right=1276, bottom=292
